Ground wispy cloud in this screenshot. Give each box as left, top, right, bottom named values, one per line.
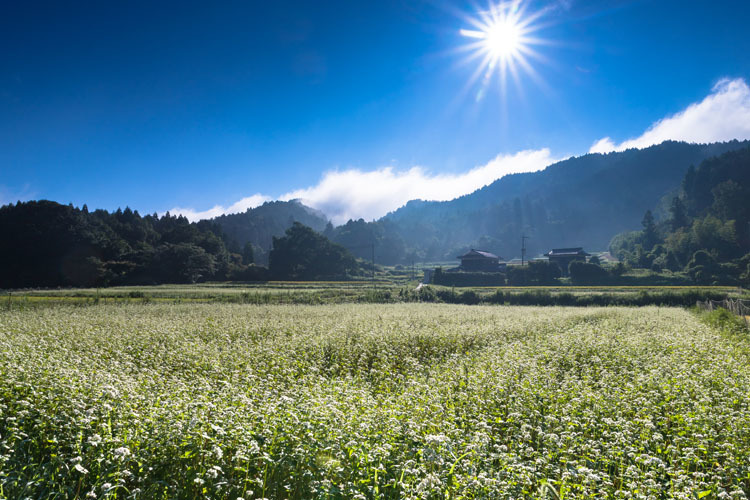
left=174, top=77, right=750, bottom=224
left=171, top=150, right=556, bottom=223
left=590, top=78, right=750, bottom=153
left=168, top=194, right=269, bottom=222
left=279, top=149, right=556, bottom=224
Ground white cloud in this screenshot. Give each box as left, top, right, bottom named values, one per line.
left=590, top=78, right=750, bottom=153
left=279, top=149, right=557, bottom=224
left=588, top=137, right=617, bottom=154
left=168, top=149, right=556, bottom=223
left=172, top=77, right=750, bottom=224
left=168, top=194, right=269, bottom=222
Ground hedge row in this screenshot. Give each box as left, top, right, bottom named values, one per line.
left=412, top=287, right=730, bottom=307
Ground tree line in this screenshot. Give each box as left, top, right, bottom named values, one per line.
left=609, top=147, right=750, bottom=285
left=210, top=142, right=750, bottom=267
left=0, top=202, right=362, bottom=288
left=3, top=143, right=749, bottom=288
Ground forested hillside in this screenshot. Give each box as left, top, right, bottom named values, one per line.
left=0, top=200, right=359, bottom=288
left=213, top=200, right=328, bottom=265
left=3, top=141, right=749, bottom=288
left=610, top=146, right=750, bottom=284
left=0, top=201, right=243, bottom=288
left=379, top=140, right=749, bottom=263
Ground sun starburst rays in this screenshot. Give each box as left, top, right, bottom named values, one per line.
left=459, top=1, right=547, bottom=101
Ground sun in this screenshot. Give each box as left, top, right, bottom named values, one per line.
left=484, top=19, right=522, bottom=58
left=459, top=1, right=546, bottom=97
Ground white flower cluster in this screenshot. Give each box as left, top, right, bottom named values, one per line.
left=1, top=302, right=749, bottom=498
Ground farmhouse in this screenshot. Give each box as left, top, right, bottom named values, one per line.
left=546, top=247, right=590, bottom=275
left=458, top=249, right=505, bottom=272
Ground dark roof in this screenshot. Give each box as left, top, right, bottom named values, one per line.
left=458, top=249, right=501, bottom=260
left=547, top=247, right=590, bottom=257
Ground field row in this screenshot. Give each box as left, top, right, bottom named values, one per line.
left=1, top=283, right=745, bottom=309
left=1, top=303, right=750, bottom=498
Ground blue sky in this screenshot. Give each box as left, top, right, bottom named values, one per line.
left=2, top=0, right=750, bottom=222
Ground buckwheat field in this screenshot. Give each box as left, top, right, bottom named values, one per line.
left=1, top=303, right=749, bottom=499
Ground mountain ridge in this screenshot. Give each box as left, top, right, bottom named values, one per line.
left=205, top=140, right=750, bottom=266
left=371, top=140, right=750, bottom=262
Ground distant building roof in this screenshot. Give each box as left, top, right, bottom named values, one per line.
left=547, top=247, right=590, bottom=257
left=597, top=252, right=618, bottom=262
left=458, top=249, right=502, bottom=260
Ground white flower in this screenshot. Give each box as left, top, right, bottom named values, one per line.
left=87, top=434, right=103, bottom=447
left=416, top=473, right=443, bottom=493
left=248, top=440, right=260, bottom=455
left=206, top=465, right=223, bottom=479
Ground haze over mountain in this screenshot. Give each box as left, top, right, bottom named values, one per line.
left=161, top=77, right=750, bottom=225
left=380, top=140, right=750, bottom=262
left=211, top=140, right=749, bottom=266
left=213, top=200, right=328, bottom=266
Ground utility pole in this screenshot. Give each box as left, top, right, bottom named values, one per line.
left=371, top=243, right=375, bottom=288
left=521, top=234, right=529, bottom=265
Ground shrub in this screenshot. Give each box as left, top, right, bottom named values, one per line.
left=432, top=270, right=505, bottom=287
left=702, top=307, right=749, bottom=335
left=569, top=261, right=609, bottom=284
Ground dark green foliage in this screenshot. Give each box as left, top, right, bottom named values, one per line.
left=686, top=250, right=721, bottom=284
left=609, top=231, right=642, bottom=262
left=431, top=289, right=482, bottom=304
left=241, top=242, right=255, bottom=265
left=507, top=261, right=561, bottom=285
left=505, top=266, right=528, bottom=286
left=432, top=268, right=506, bottom=286
left=269, top=222, right=359, bottom=280
left=0, top=200, right=247, bottom=287
left=669, top=196, right=689, bottom=231
left=228, top=264, right=271, bottom=282
left=568, top=261, right=609, bottom=284
left=663, top=216, right=740, bottom=269
left=445, top=288, right=729, bottom=307
left=383, top=141, right=748, bottom=262
left=664, top=250, right=681, bottom=271
left=611, top=262, right=627, bottom=276
left=329, top=218, right=406, bottom=265
left=148, top=243, right=216, bottom=284
left=610, top=146, right=750, bottom=284
left=416, top=285, right=438, bottom=302
left=739, top=254, right=750, bottom=285
left=711, top=179, right=749, bottom=222
left=529, top=260, right=562, bottom=283
left=213, top=200, right=329, bottom=265
left=701, top=307, right=750, bottom=335
left=641, top=210, right=658, bottom=251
